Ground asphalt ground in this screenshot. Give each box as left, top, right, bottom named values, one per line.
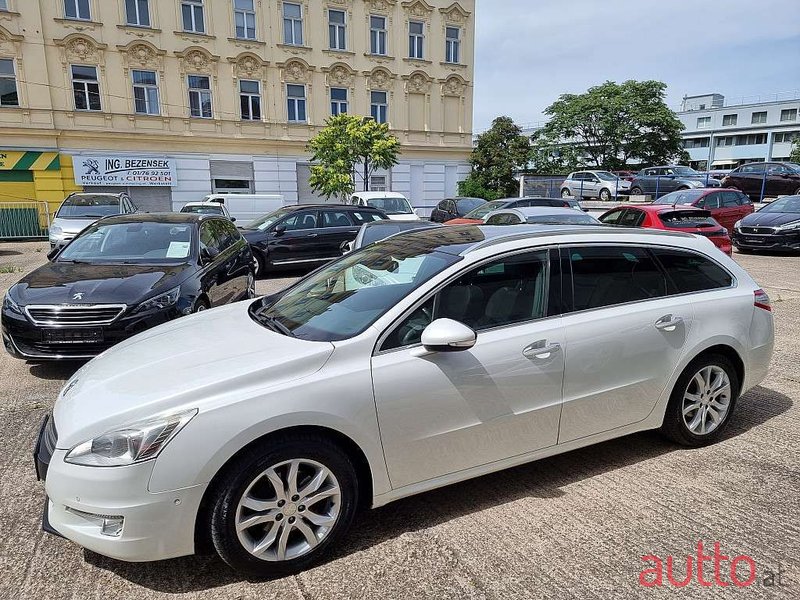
left=0, top=241, right=798, bottom=599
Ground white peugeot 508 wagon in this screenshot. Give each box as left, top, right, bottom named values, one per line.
left=34, top=225, right=774, bottom=577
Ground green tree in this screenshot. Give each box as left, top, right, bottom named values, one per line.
left=536, top=80, right=688, bottom=170
left=308, top=114, right=401, bottom=200
left=458, top=116, right=531, bottom=199
left=790, top=139, right=800, bottom=163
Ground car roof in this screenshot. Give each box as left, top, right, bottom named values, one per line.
left=606, top=204, right=708, bottom=214
left=91, top=212, right=219, bottom=225
left=351, top=192, right=407, bottom=199
left=501, top=207, right=582, bottom=216
left=288, top=203, right=381, bottom=210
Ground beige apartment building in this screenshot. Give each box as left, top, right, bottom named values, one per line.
left=0, top=0, right=474, bottom=215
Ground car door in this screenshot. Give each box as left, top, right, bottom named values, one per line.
left=716, top=191, right=744, bottom=231
left=558, top=245, right=693, bottom=443
left=198, top=220, right=228, bottom=306
left=741, top=163, right=765, bottom=198
left=697, top=191, right=723, bottom=225
left=266, top=209, right=323, bottom=266
left=639, top=169, right=657, bottom=194
left=217, top=219, right=250, bottom=300
left=431, top=200, right=447, bottom=223
left=371, top=249, right=565, bottom=489
left=319, top=209, right=359, bottom=259
left=769, top=164, right=799, bottom=196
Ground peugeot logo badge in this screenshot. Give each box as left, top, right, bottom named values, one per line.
left=72, top=292, right=84, bottom=301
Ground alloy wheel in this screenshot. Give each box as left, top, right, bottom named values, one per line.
left=682, top=365, right=731, bottom=436
left=252, top=255, right=261, bottom=277
left=561, top=189, right=571, bottom=198
left=235, top=459, right=341, bottom=562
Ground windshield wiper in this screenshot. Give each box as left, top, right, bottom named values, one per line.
left=58, top=259, right=91, bottom=264
left=257, top=313, right=295, bottom=337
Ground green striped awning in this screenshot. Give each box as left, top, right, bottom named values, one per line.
left=0, top=151, right=60, bottom=171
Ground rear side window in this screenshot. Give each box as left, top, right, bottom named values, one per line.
left=619, top=209, right=645, bottom=227
left=568, top=246, right=667, bottom=311
left=322, top=211, right=353, bottom=227
left=721, top=191, right=741, bottom=207
left=651, top=249, right=733, bottom=293
left=599, top=209, right=625, bottom=225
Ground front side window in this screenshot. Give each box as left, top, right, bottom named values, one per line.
left=188, top=75, right=212, bottom=118
left=598, top=209, right=625, bottom=225
left=0, top=59, right=18, bottom=107
left=283, top=2, right=303, bottom=45
left=182, top=0, right=205, bottom=33
left=132, top=69, right=159, bottom=115
left=780, top=108, right=798, bottom=122
left=286, top=84, right=306, bottom=122
left=445, top=27, right=461, bottom=63
left=751, top=111, right=767, bottom=124
left=65, top=0, right=91, bottom=20
left=569, top=246, right=667, bottom=311
left=651, top=249, right=733, bottom=294
left=409, top=21, right=424, bottom=59
left=370, top=15, right=387, bottom=55
left=618, top=209, right=645, bottom=227
left=328, top=9, right=346, bottom=50
left=281, top=210, right=318, bottom=231
left=125, top=0, right=150, bottom=26
left=330, top=87, right=348, bottom=116
left=71, top=65, right=101, bottom=111
left=234, top=0, right=256, bottom=39
left=239, top=79, right=261, bottom=120
left=370, top=90, right=388, bottom=124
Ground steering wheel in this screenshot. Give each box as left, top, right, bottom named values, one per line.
left=398, top=306, right=433, bottom=346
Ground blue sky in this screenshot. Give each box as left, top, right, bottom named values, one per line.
left=473, top=0, right=800, bottom=131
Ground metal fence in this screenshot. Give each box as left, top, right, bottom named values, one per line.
left=0, top=201, right=51, bottom=240
left=520, top=176, right=568, bottom=198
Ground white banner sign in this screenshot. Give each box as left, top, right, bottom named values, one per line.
left=73, top=155, right=177, bottom=186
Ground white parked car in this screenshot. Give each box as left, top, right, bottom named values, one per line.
left=200, top=194, right=285, bottom=227
left=560, top=170, right=631, bottom=201
left=179, top=200, right=234, bottom=221
left=349, top=191, right=420, bottom=221
left=35, top=225, right=773, bottom=577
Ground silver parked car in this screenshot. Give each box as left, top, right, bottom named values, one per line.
left=561, top=170, right=632, bottom=201
left=49, top=192, right=138, bottom=248
left=36, top=225, right=773, bottom=577
left=484, top=206, right=601, bottom=226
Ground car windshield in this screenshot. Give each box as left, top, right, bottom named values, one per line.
left=365, top=197, right=414, bottom=215
left=595, top=171, right=618, bottom=181
left=57, top=195, right=120, bottom=219
left=250, top=239, right=464, bottom=341
left=456, top=198, right=485, bottom=213
left=249, top=207, right=294, bottom=231
left=654, top=190, right=706, bottom=205
left=671, top=166, right=699, bottom=176
left=465, top=200, right=506, bottom=219
left=527, top=213, right=600, bottom=225
left=181, top=205, right=224, bottom=215
left=58, top=222, right=194, bottom=264
left=758, top=195, right=800, bottom=214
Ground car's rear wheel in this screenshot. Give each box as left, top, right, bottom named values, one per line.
left=661, top=354, right=739, bottom=447
left=209, top=434, right=359, bottom=578
left=599, top=188, right=611, bottom=201
left=630, top=187, right=643, bottom=196
left=193, top=298, right=210, bottom=313
left=561, top=189, right=572, bottom=198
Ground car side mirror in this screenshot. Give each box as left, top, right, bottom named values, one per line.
left=420, top=319, right=477, bottom=353
left=201, top=246, right=219, bottom=264
left=47, top=247, right=61, bottom=261
left=273, top=224, right=286, bottom=235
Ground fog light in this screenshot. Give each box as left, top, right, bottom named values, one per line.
left=65, top=506, right=125, bottom=537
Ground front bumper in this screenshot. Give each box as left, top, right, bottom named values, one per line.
left=732, top=229, right=800, bottom=251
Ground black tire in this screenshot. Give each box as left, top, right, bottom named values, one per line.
left=209, top=433, right=359, bottom=578
left=630, top=187, right=643, bottom=196
left=599, top=188, right=611, bottom=201
left=660, top=353, right=740, bottom=447
left=252, top=251, right=265, bottom=279
left=795, top=187, right=800, bottom=196
left=193, top=297, right=210, bottom=313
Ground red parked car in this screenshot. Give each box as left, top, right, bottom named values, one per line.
left=651, top=188, right=753, bottom=232
left=598, top=204, right=733, bottom=256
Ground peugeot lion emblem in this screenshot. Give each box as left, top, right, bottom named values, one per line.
left=72, top=292, right=84, bottom=301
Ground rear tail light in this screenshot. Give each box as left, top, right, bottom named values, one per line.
left=754, top=289, right=771, bottom=312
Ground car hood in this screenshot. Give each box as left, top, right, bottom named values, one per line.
left=53, top=301, right=335, bottom=448
left=741, top=212, right=800, bottom=227
left=51, top=217, right=98, bottom=235
left=13, top=262, right=191, bottom=306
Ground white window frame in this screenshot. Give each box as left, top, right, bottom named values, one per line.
left=64, top=0, right=91, bottom=20
left=125, top=0, right=150, bottom=27
left=370, top=90, right=388, bottom=124
left=751, top=111, right=767, bottom=125
left=188, top=74, right=213, bottom=118
left=181, top=0, right=205, bottom=34
left=283, top=2, right=304, bottom=46
left=370, top=15, right=387, bottom=55
left=0, top=58, right=19, bottom=107
left=330, top=87, right=348, bottom=116
left=131, top=69, right=159, bottom=115
left=71, top=65, right=101, bottom=111
left=780, top=108, right=798, bottom=122
left=696, top=116, right=711, bottom=129
left=287, top=83, right=307, bottom=123
left=722, top=114, right=737, bottom=126
left=408, top=21, right=424, bottom=59
left=234, top=0, right=256, bottom=40
left=445, top=26, right=461, bottom=63
left=239, top=79, right=262, bottom=121
left=328, top=9, right=347, bottom=50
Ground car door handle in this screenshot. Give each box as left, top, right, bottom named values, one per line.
left=655, top=315, right=683, bottom=332
left=306, top=233, right=318, bottom=238
left=522, top=341, right=561, bottom=360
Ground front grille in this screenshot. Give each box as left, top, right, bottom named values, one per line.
left=25, top=304, right=126, bottom=326
left=14, top=337, right=112, bottom=358
left=740, top=226, right=775, bottom=235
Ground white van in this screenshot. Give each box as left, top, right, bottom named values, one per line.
left=202, top=194, right=285, bottom=226
left=349, top=191, right=421, bottom=221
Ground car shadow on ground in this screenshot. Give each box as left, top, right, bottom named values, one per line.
left=83, top=386, right=792, bottom=591
left=28, top=360, right=86, bottom=381
left=0, top=248, right=23, bottom=257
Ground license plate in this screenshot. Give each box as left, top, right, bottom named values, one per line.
left=42, top=328, right=104, bottom=344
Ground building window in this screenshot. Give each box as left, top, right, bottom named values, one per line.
left=125, top=0, right=150, bottom=27
left=0, top=0, right=7, bottom=11
left=409, top=21, right=424, bottom=59
left=239, top=79, right=261, bottom=120
left=715, top=137, right=732, bottom=147
left=370, top=15, right=387, bottom=55
left=328, top=9, right=346, bottom=50
left=445, top=27, right=461, bottom=63
left=722, top=114, right=737, bottom=126
left=683, top=137, right=709, bottom=149
left=370, top=175, right=388, bottom=191
left=0, top=59, right=18, bottom=107
left=132, top=69, right=159, bottom=115
left=370, top=90, right=388, bottom=124
left=780, top=108, right=798, bottom=122
left=71, top=65, right=101, bottom=111
left=774, top=131, right=800, bottom=143
left=330, top=87, right=348, bottom=116
left=64, top=0, right=91, bottom=20
left=287, top=84, right=306, bottom=122
left=188, top=75, right=212, bottom=118
left=283, top=2, right=303, bottom=45
left=234, top=0, right=256, bottom=39
left=697, top=116, right=711, bottom=129
left=751, top=111, right=767, bottom=124
left=182, top=0, right=205, bottom=34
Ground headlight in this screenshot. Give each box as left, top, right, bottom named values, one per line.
left=3, top=289, right=22, bottom=315
left=733, top=220, right=742, bottom=230
left=65, top=409, right=197, bottom=467
left=132, top=286, right=180, bottom=314
left=776, top=220, right=800, bottom=231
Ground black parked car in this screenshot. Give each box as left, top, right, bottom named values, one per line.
left=731, top=194, right=800, bottom=252
left=242, top=204, right=387, bottom=277
left=629, top=165, right=721, bottom=198
left=430, top=197, right=486, bottom=223
left=722, top=162, right=800, bottom=201
left=2, top=213, right=253, bottom=360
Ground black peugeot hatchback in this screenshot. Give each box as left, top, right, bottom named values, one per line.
left=2, top=213, right=254, bottom=360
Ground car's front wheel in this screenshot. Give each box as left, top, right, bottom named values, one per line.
left=599, top=188, right=611, bottom=201
left=209, top=434, right=359, bottom=578
left=561, top=188, right=572, bottom=198
left=661, top=354, right=739, bottom=447
left=630, top=186, right=643, bottom=196
left=252, top=251, right=265, bottom=279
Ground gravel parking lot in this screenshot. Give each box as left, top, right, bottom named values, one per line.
left=1, top=241, right=798, bottom=599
